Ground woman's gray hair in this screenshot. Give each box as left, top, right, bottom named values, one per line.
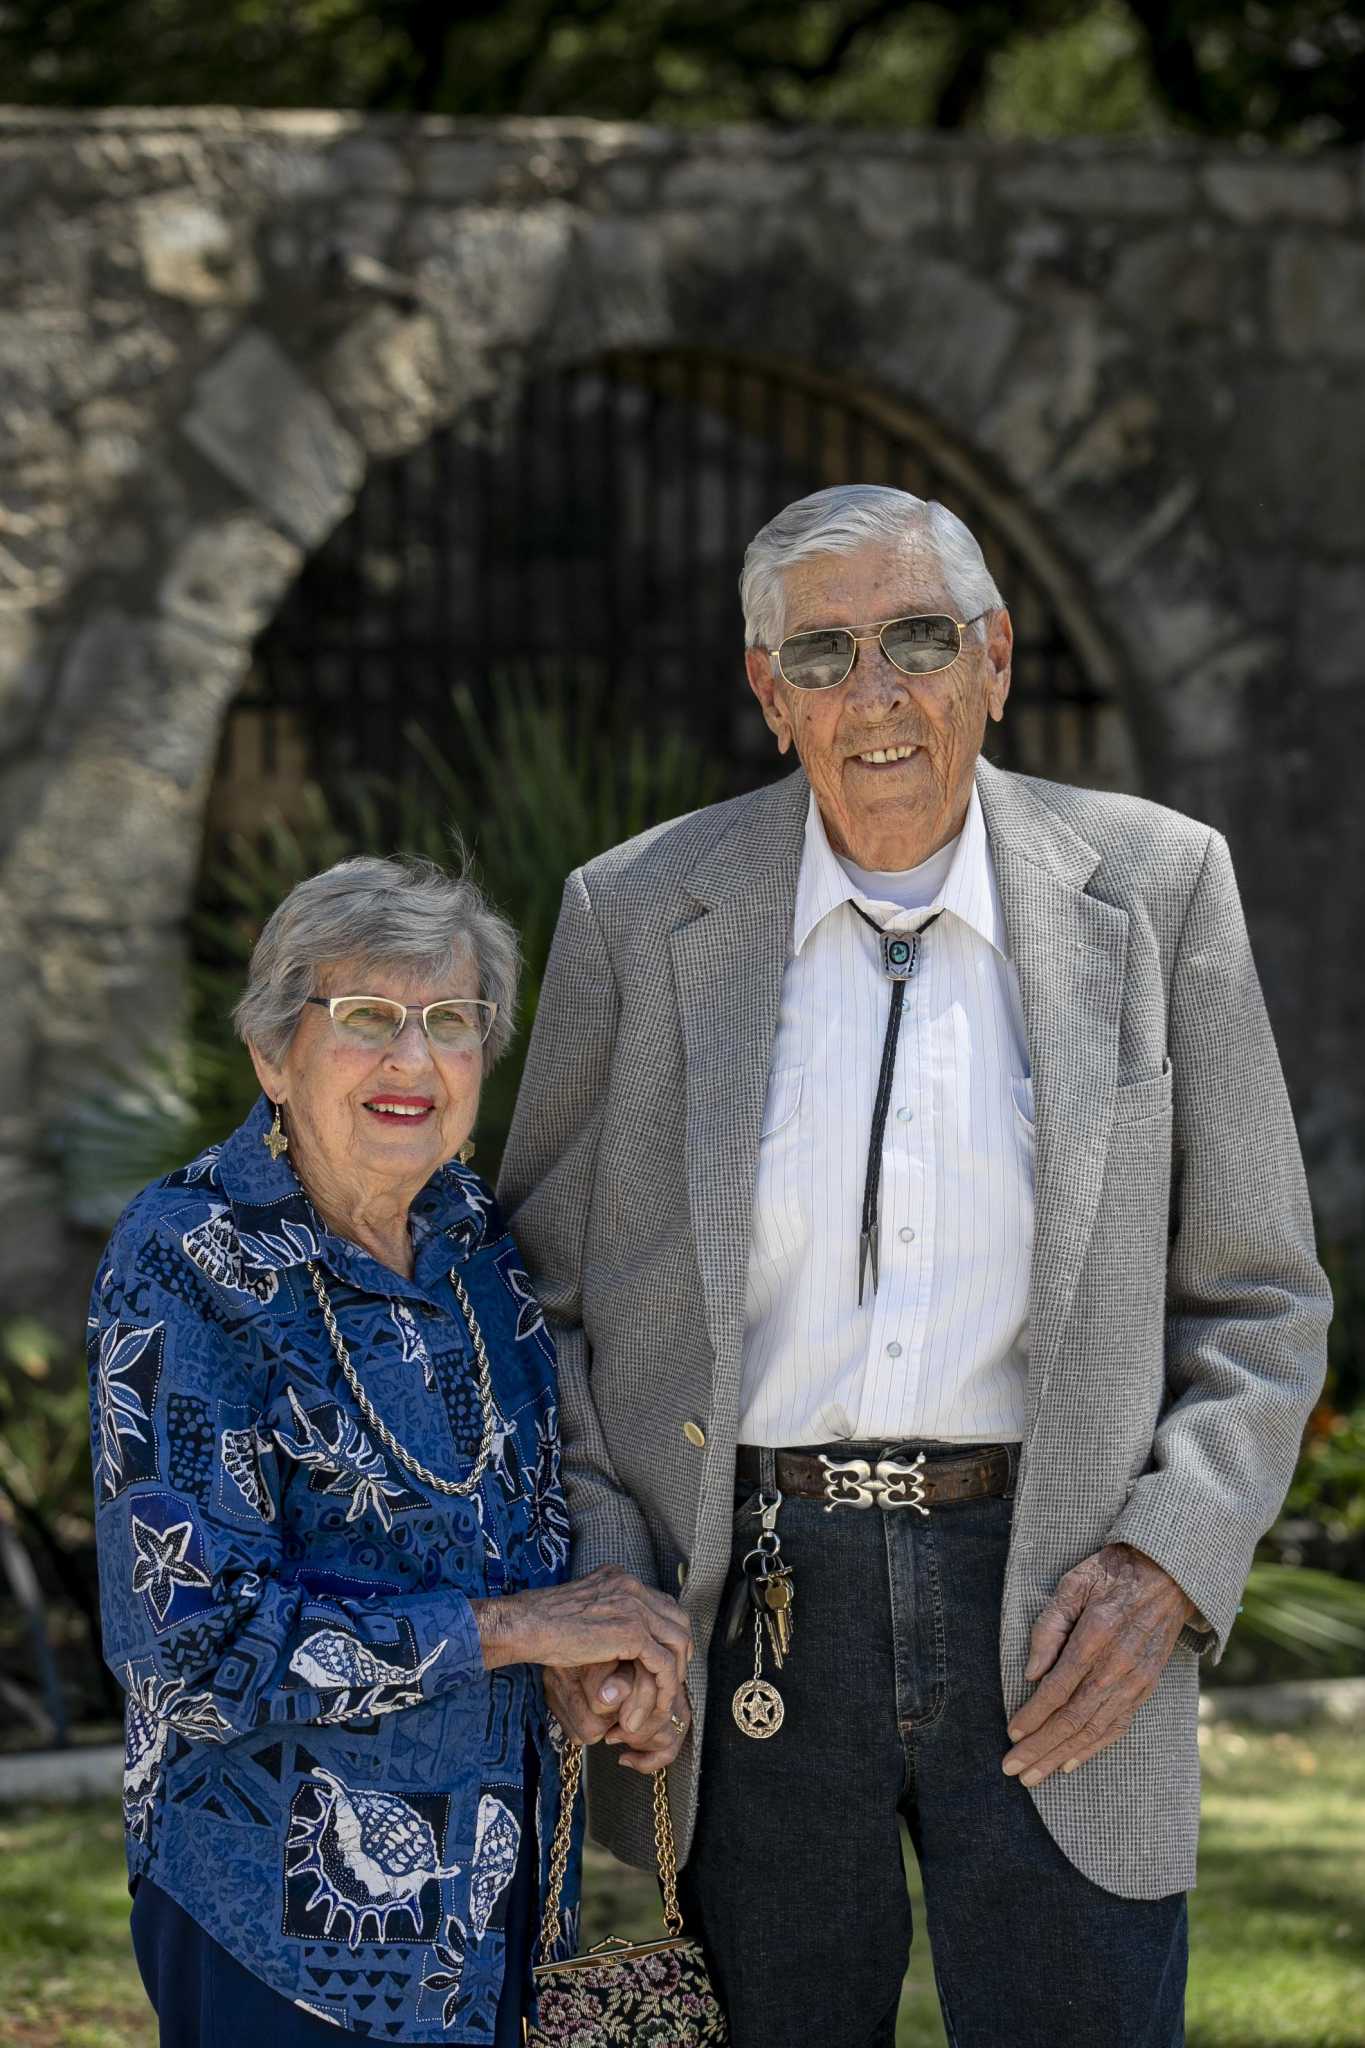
left=740, top=484, right=1003, bottom=654
left=233, top=850, right=520, bottom=1073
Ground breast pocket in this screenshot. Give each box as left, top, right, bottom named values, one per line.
left=750, top=1066, right=805, bottom=1265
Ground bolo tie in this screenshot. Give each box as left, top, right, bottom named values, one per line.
left=849, top=902, right=943, bottom=1305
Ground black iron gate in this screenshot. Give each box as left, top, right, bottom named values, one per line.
left=207, top=350, right=1131, bottom=842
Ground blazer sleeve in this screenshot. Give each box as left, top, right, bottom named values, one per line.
left=497, top=867, right=657, bottom=1588
left=1105, top=828, right=1332, bottom=1657
left=88, top=1219, right=487, bottom=1741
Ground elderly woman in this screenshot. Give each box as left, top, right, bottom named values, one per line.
left=88, top=855, right=693, bottom=2048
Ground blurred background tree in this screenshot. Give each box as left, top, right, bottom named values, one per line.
left=0, top=0, right=1360, bottom=146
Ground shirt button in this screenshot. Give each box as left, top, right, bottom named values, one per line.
left=896, top=1107, right=913, bottom=1122
left=899, top=1227, right=915, bottom=1243
left=683, top=1421, right=706, bottom=1449
left=886, top=1341, right=903, bottom=1359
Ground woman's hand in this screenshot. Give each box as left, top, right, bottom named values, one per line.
left=473, top=1566, right=693, bottom=1720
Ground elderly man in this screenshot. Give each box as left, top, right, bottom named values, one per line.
left=498, top=484, right=1331, bottom=2048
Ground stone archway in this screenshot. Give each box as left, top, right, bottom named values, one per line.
left=0, top=118, right=1279, bottom=1310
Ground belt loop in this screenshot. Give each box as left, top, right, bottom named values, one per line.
left=1003, top=1443, right=1020, bottom=1499
left=758, top=1446, right=777, bottom=1493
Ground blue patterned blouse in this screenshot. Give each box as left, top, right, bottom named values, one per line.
left=88, top=1092, right=582, bottom=2043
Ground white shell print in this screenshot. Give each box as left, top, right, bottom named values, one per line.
left=222, top=1425, right=276, bottom=1521
left=468, top=1795, right=520, bottom=1940
left=122, top=1663, right=232, bottom=1840
left=272, top=1385, right=406, bottom=1531
left=286, top=1767, right=462, bottom=1951
left=288, top=1629, right=444, bottom=1719
left=181, top=1206, right=278, bottom=1303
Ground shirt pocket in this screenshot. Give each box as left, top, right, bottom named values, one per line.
left=750, top=1066, right=805, bottom=1264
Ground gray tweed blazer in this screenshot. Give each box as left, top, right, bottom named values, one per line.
left=498, top=758, right=1331, bottom=1899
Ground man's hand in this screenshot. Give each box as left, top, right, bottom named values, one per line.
left=543, top=1658, right=692, bottom=1773
left=1002, top=1543, right=1197, bottom=1787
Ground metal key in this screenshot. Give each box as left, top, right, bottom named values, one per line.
left=762, top=1567, right=795, bottom=1664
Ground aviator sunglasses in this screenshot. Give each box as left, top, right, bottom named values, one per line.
left=305, top=994, right=497, bottom=1052
left=770, top=610, right=992, bottom=692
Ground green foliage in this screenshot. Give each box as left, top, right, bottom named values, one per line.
left=0, top=1320, right=93, bottom=1548
left=63, top=676, right=721, bottom=1224
left=0, top=0, right=1360, bottom=145
left=1282, top=1408, right=1365, bottom=1550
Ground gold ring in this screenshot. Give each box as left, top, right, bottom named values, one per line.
left=669, top=1713, right=687, bottom=1734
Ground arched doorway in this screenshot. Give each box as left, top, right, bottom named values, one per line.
left=203, top=348, right=1137, bottom=845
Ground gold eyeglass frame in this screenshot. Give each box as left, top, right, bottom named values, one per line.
left=305, top=994, right=497, bottom=1046
left=770, top=609, right=993, bottom=691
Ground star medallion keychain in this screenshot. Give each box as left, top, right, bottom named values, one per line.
left=731, top=1491, right=794, bottom=1740
left=733, top=1611, right=785, bottom=1739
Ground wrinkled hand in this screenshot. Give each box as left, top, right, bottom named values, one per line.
left=480, top=1566, right=693, bottom=1727
left=544, top=1657, right=692, bottom=1774
left=1002, top=1544, right=1197, bottom=1787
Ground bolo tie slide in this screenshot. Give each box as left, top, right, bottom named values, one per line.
left=850, top=903, right=943, bottom=1305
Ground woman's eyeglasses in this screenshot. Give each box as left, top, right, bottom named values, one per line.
left=770, top=611, right=992, bottom=692
left=306, top=995, right=496, bottom=1053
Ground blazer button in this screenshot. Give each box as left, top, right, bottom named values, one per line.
left=683, top=1421, right=706, bottom=1448
left=676, top=1561, right=689, bottom=1589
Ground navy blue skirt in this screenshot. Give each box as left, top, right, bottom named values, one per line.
left=129, top=1771, right=540, bottom=2047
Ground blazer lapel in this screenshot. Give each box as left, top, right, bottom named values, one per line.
left=670, top=769, right=808, bottom=1418
left=975, top=760, right=1129, bottom=1412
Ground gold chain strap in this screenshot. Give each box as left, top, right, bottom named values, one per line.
left=308, top=1263, right=497, bottom=1497
left=538, top=1737, right=684, bottom=1960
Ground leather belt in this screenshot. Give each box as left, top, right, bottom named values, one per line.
left=735, top=1442, right=1014, bottom=1515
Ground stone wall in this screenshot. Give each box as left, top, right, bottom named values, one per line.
left=1, top=111, right=1362, bottom=1318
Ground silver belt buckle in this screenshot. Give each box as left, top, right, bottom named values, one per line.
left=818, top=1451, right=929, bottom=1514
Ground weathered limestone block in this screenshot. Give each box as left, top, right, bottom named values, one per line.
left=404, top=204, right=574, bottom=354
left=1297, top=559, right=1365, bottom=690
left=159, top=513, right=303, bottom=643
left=136, top=192, right=260, bottom=305
left=1001, top=154, right=1195, bottom=217
left=1270, top=237, right=1365, bottom=359
left=0, top=1149, right=69, bottom=1315
left=1204, top=159, right=1354, bottom=226
left=182, top=329, right=364, bottom=549
left=663, top=155, right=812, bottom=211
left=9, top=613, right=250, bottom=926
left=1163, top=632, right=1279, bottom=759
left=1212, top=370, right=1365, bottom=550
left=326, top=133, right=412, bottom=197
left=318, top=304, right=454, bottom=459
left=977, top=288, right=1115, bottom=484
left=855, top=256, right=1021, bottom=422
left=547, top=214, right=676, bottom=357
left=822, top=157, right=949, bottom=237
left=419, top=139, right=524, bottom=204
left=0, top=609, right=44, bottom=753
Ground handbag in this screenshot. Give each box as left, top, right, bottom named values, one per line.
left=524, top=1738, right=729, bottom=2045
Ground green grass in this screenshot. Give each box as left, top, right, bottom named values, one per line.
left=1, top=1727, right=1361, bottom=2046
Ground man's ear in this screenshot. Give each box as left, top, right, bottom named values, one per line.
left=745, top=646, right=793, bottom=756
left=985, top=608, right=1013, bottom=724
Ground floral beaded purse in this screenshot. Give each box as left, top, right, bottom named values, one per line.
left=524, top=1740, right=729, bottom=2046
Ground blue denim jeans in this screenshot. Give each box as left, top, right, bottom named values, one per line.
left=678, top=1446, right=1187, bottom=2048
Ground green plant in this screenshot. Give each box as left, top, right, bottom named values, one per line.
left=63, top=677, right=722, bottom=1225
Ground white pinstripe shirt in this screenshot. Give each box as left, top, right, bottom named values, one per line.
left=738, top=786, right=1034, bottom=1447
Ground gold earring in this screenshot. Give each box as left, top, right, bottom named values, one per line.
left=263, top=1102, right=290, bottom=1161
left=457, top=1139, right=476, bottom=1164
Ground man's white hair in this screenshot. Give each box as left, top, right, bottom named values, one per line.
left=739, top=484, right=1004, bottom=654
